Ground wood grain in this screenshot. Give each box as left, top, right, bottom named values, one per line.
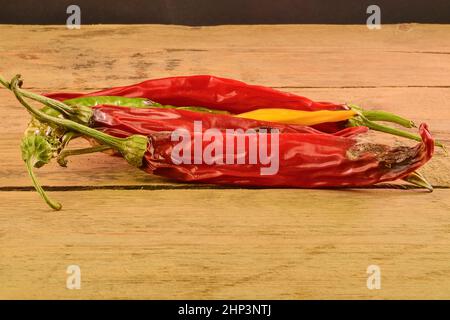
left=1, top=24, right=450, bottom=299
left=1, top=189, right=450, bottom=299
left=1, top=24, right=450, bottom=89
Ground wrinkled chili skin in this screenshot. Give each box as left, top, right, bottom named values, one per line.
left=42, top=75, right=434, bottom=187
left=45, top=75, right=347, bottom=133
left=90, top=105, right=434, bottom=188
left=91, top=105, right=366, bottom=138
left=140, top=124, right=434, bottom=188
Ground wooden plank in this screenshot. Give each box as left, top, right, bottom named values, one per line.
left=1, top=24, right=450, bottom=89
left=1, top=24, right=450, bottom=301
left=1, top=24, right=449, bottom=187
left=1, top=87, right=449, bottom=187
left=1, top=189, right=450, bottom=299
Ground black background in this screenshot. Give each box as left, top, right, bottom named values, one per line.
left=0, top=0, right=449, bottom=25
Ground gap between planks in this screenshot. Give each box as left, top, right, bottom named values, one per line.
left=3, top=85, right=450, bottom=91
left=0, top=184, right=447, bottom=192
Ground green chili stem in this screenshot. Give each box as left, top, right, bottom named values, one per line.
left=348, top=104, right=416, bottom=128
left=57, top=145, right=112, bottom=167
left=11, top=75, right=147, bottom=167
left=1, top=74, right=94, bottom=124
left=362, top=110, right=416, bottom=128
left=0, top=74, right=73, bottom=116
left=25, top=158, right=62, bottom=210
left=365, top=120, right=445, bottom=148
left=19, top=88, right=75, bottom=117
left=61, top=131, right=81, bottom=149
left=348, top=116, right=445, bottom=149
left=0, top=75, right=10, bottom=89
left=362, top=119, right=422, bottom=141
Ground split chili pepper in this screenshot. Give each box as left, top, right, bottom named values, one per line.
left=235, top=108, right=358, bottom=126
left=43, top=75, right=344, bottom=113
left=62, top=95, right=420, bottom=140
left=26, top=75, right=439, bottom=147
left=2, top=74, right=440, bottom=145
left=1, top=73, right=444, bottom=150
left=0, top=74, right=426, bottom=129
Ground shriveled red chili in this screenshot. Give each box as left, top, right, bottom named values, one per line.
left=45, top=75, right=347, bottom=133
left=43, top=75, right=437, bottom=145
left=1, top=74, right=438, bottom=211
left=92, top=105, right=434, bottom=188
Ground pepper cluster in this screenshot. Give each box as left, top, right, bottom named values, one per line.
left=0, top=74, right=440, bottom=210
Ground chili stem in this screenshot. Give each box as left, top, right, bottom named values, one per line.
left=349, top=116, right=445, bottom=149
left=19, top=88, right=74, bottom=117
left=1, top=74, right=93, bottom=124
left=57, top=145, right=112, bottom=167
left=11, top=75, right=148, bottom=167
left=21, top=134, right=62, bottom=211
left=25, top=158, right=62, bottom=210
left=362, top=110, right=416, bottom=128
left=0, top=75, right=10, bottom=89
left=1, top=75, right=72, bottom=116
left=61, top=131, right=81, bottom=149
left=348, top=104, right=416, bottom=128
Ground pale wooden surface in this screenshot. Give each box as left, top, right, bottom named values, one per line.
left=0, top=24, right=449, bottom=299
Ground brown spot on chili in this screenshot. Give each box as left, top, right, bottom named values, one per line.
left=347, top=142, right=420, bottom=169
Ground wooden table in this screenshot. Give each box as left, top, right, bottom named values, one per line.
left=1, top=24, right=449, bottom=299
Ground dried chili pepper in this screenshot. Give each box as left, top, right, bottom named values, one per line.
left=1, top=75, right=438, bottom=210
left=86, top=105, right=434, bottom=188
left=23, top=95, right=436, bottom=190
left=3, top=74, right=438, bottom=144
left=139, top=124, right=434, bottom=188
left=44, top=75, right=343, bottom=113
left=34, top=75, right=440, bottom=146
left=89, top=105, right=366, bottom=138
left=62, top=95, right=420, bottom=140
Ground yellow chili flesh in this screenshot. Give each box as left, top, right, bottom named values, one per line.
left=235, top=108, right=357, bottom=126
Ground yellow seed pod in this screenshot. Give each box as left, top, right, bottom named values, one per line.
left=235, top=108, right=357, bottom=126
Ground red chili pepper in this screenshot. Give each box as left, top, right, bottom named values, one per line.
left=90, top=105, right=364, bottom=138
left=45, top=75, right=435, bottom=139
left=91, top=105, right=434, bottom=188
left=46, top=75, right=343, bottom=112
left=41, top=76, right=437, bottom=188
left=45, top=75, right=347, bottom=133
left=2, top=74, right=436, bottom=211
